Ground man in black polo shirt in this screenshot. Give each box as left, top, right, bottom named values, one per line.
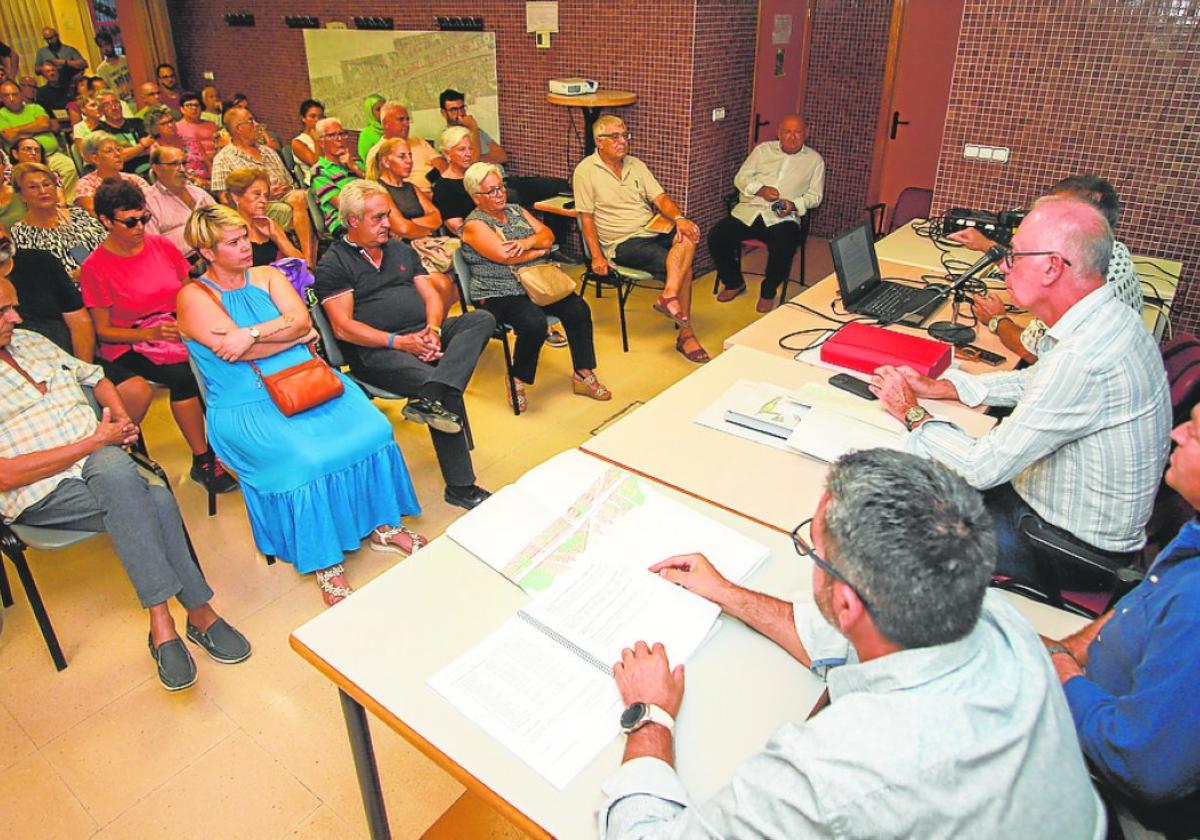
left=314, top=179, right=494, bottom=510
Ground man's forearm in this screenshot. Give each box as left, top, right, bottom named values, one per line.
left=622, top=723, right=674, bottom=766
left=0, top=435, right=98, bottom=492
left=91, top=378, right=127, bottom=417
left=715, top=584, right=811, bottom=668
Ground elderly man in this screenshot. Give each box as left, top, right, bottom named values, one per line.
left=709, top=114, right=824, bottom=312
left=33, top=60, right=73, bottom=112
left=603, top=448, right=1103, bottom=837
left=34, top=27, right=85, bottom=83
left=0, top=80, right=78, bottom=201
left=309, top=117, right=364, bottom=236
left=143, top=145, right=215, bottom=261
left=96, top=91, right=153, bottom=172
left=315, top=180, right=494, bottom=511
left=370, top=101, right=445, bottom=192
left=0, top=276, right=250, bottom=690
left=871, top=197, right=1171, bottom=591
left=1041, top=405, right=1200, bottom=836
left=155, top=63, right=182, bottom=114
left=210, top=107, right=314, bottom=264
left=94, top=31, right=134, bottom=112
left=574, top=115, right=708, bottom=363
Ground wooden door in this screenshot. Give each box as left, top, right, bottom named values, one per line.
left=748, top=0, right=813, bottom=147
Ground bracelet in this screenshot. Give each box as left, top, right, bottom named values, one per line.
left=387, top=332, right=398, bottom=349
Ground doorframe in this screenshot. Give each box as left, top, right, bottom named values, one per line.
left=747, top=0, right=817, bottom=148
left=865, top=0, right=909, bottom=210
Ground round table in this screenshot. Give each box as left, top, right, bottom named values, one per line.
left=546, top=89, right=637, bottom=156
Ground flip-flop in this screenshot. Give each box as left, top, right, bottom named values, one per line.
left=675, top=334, right=711, bottom=364
left=653, top=295, right=690, bottom=327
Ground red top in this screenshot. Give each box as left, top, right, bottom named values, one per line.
left=80, top=234, right=189, bottom=361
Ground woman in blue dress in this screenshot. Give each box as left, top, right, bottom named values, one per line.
left=176, top=205, right=424, bottom=605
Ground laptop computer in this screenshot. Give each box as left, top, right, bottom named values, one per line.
left=829, top=222, right=944, bottom=326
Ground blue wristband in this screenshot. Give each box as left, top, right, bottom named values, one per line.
left=387, top=332, right=398, bottom=350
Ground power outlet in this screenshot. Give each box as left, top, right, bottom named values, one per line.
left=712, top=107, right=726, bottom=122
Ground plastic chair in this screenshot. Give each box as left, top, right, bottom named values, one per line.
left=450, top=249, right=523, bottom=415
left=575, top=219, right=652, bottom=353
left=715, top=192, right=812, bottom=304
left=889, top=187, right=933, bottom=232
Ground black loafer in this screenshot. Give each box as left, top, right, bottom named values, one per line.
left=186, top=618, right=252, bottom=664
left=149, top=634, right=197, bottom=691
left=402, top=398, right=463, bottom=434
left=444, top=484, right=492, bottom=510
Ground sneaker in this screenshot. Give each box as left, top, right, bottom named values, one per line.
left=402, top=397, right=463, bottom=434
left=444, top=484, right=491, bottom=510
left=190, top=457, right=239, bottom=494
left=546, top=328, right=568, bottom=348
left=186, top=618, right=252, bottom=664
left=149, top=634, right=197, bottom=691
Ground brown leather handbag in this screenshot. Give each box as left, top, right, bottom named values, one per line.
left=194, top=280, right=344, bottom=416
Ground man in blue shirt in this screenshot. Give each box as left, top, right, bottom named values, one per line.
left=1044, top=404, right=1200, bottom=835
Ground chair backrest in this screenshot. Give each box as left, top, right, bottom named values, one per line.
left=889, top=187, right=934, bottom=231
left=277, top=144, right=303, bottom=188
left=186, top=355, right=209, bottom=404
left=1162, top=333, right=1200, bottom=426
left=308, top=300, right=346, bottom=367
left=304, top=188, right=328, bottom=239
left=451, top=248, right=477, bottom=307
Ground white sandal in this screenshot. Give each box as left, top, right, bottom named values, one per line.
left=315, top=564, right=353, bottom=605
left=370, top=525, right=428, bottom=556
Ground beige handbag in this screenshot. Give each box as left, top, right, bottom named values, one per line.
left=496, top=220, right=575, bottom=306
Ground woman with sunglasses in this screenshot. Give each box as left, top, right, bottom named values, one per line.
left=79, top=178, right=236, bottom=494
left=74, top=131, right=150, bottom=215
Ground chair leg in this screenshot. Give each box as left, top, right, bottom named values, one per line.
left=265, top=555, right=276, bottom=566
left=5, top=547, right=67, bottom=670
left=617, top=278, right=631, bottom=353
left=206, top=447, right=216, bottom=517
left=0, top=552, right=12, bottom=607
left=462, top=408, right=475, bottom=451
left=501, top=333, right=520, bottom=417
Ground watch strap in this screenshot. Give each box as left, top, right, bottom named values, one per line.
left=622, top=703, right=675, bottom=734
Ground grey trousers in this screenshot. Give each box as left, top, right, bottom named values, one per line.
left=15, top=446, right=212, bottom=610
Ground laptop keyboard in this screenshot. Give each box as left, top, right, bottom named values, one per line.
left=864, top=283, right=935, bottom=322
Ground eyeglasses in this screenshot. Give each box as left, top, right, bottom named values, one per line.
left=155, top=160, right=185, bottom=168
left=1000, top=248, right=1073, bottom=269
left=443, top=105, right=467, bottom=114
left=321, top=130, right=350, bottom=139
left=473, top=185, right=506, bottom=198
left=113, top=212, right=153, bottom=229
left=791, top=517, right=871, bottom=611
left=598, top=131, right=631, bottom=141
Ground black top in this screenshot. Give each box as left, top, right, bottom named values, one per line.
left=313, top=237, right=426, bottom=365
left=382, top=181, right=424, bottom=221
left=431, top=176, right=474, bottom=225
left=6, top=248, right=85, bottom=352
left=250, top=238, right=278, bottom=267
left=97, top=117, right=150, bottom=171
left=35, top=81, right=73, bottom=112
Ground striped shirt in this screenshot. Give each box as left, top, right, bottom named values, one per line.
left=0, top=331, right=104, bottom=521
left=309, top=157, right=356, bottom=235
left=907, top=284, right=1170, bottom=552
left=209, top=142, right=292, bottom=193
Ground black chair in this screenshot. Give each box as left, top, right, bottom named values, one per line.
left=715, top=190, right=812, bottom=305
left=450, top=249, right=523, bottom=415
left=575, top=220, right=650, bottom=354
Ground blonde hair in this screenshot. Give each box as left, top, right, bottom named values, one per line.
left=223, top=166, right=270, bottom=197
left=337, top=179, right=388, bottom=229
left=439, top=125, right=470, bottom=153
left=184, top=204, right=249, bottom=253
left=10, top=161, right=54, bottom=192
left=365, top=136, right=410, bottom=181
left=463, top=162, right=503, bottom=197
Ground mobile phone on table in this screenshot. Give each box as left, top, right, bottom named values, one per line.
left=828, top=373, right=877, bottom=401
left=955, top=344, right=1005, bottom=366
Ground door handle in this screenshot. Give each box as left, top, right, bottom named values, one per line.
left=754, top=114, right=770, bottom=144
left=890, top=111, right=910, bottom=140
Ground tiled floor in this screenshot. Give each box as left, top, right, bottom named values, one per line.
left=0, top=241, right=830, bottom=839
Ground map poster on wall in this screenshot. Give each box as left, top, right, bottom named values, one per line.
left=302, top=29, right=500, bottom=146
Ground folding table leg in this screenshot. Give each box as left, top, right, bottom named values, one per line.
left=339, top=688, right=391, bottom=840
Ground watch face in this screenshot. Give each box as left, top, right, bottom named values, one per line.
left=620, top=702, right=647, bottom=730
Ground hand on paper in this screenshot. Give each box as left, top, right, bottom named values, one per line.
left=613, top=641, right=684, bottom=717
left=650, top=553, right=732, bottom=605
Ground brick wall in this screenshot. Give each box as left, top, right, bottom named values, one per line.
left=934, top=0, right=1200, bottom=334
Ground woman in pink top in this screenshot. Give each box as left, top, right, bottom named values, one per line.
left=176, top=91, right=217, bottom=188
left=80, top=178, right=236, bottom=494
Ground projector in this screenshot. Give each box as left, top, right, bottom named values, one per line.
left=549, top=78, right=598, bottom=96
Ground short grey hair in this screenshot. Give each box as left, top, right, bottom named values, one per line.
left=463, top=162, right=503, bottom=196
left=82, top=131, right=117, bottom=158
left=821, top=449, right=995, bottom=649
left=337, top=179, right=388, bottom=229
left=380, top=100, right=408, bottom=120
left=315, top=117, right=343, bottom=139
left=592, top=114, right=625, bottom=140
left=1029, top=194, right=1113, bottom=280
left=439, top=125, right=470, bottom=153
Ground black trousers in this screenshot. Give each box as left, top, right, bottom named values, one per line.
left=707, top=214, right=804, bottom=299
left=480, top=292, right=595, bottom=384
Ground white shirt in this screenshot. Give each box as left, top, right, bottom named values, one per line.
left=731, top=141, right=825, bottom=228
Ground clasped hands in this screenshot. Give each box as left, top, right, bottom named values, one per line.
left=391, top=326, right=443, bottom=362
left=755, top=185, right=796, bottom=217
left=92, top=407, right=139, bottom=450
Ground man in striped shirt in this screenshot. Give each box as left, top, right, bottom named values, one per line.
left=871, top=197, right=1170, bottom=588
left=309, top=117, right=364, bottom=237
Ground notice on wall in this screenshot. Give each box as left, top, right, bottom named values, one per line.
left=773, top=14, right=793, bottom=45
left=527, top=1, right=559, bottom=33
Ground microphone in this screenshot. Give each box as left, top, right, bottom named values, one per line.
left=927, top=245, right=1005, bottom=346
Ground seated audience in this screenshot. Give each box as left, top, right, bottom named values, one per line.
left=968, top=175, right=1142, bottom=363
left=144, top=145, right=215, bottom=261
left=75, top=132, right=151, bottom=215
left=871, top=197, right=1170, bottom=592
left=174, top=91, right=218, bottom=188
left=155, top=63, right=182, bottom=115
left=0, top=39, right=17, bottom=81
left=0, top=80, right=78, bottom=200
left=10, top=162, right=105, bottom=278
left=199, top=85, right=222, bottom=126
left=33, top=60, right=73, bottom=112
left=460, top=162, right=608, bottom=412
left=9, top=136, right=65, bottom=205
left=64, top=75, right=92, bottom=125
left=224, top=167, right=302, bottom=266
left=708, top=113, right=824, bottom=312
left=289, top=98, right=323, bottom=183
left=93, top=32, right=134, bottom=112
left=96, top=91, right=153, bottom=173
left=0, top=221, right=151, bottom=420
left=371, top=101, right=445, bottom=192
left=178, top=205, right=425, bottom=605
left=602, top=448, right=1104, bottom=837
left=431, top=126, right=477, bottom=235
left=144, top=105, right=184, bottom=154
left=0, top=280, right=249, bottom=692
left=71, top=93, right=102, bottom=152
left=314, top=179, right=493, bottom=510
left=1042, top=404, right=1200, bottom=836
left=365, top=137, right=441, bottom=240
left=573, top=115, right=708, bottom=363
left=80, top=178, right=236, bottom=494
left=211, top=107, right=313, bottom=264
left=35, top=28, right=86, bottom=83
left=0, top=162, right=23, bottom=229
left=309, top=116, right=364, bottom=236
left=356, top=93, right=385, bottom=163
left=439, top=88, right=507, bottom=165
left=134, top=82, right=162, bottom=119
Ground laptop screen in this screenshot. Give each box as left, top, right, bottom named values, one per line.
left=830, top=222, right=882, bottom=305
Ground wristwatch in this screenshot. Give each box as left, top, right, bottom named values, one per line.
left=987, top=315, right=1008, bottom=334
left=903, top=405, right=931, bottom=431
left=429, top=324, right=442, bottom=336
left=247, top=326, right=261, bottom=343
left=620, top=702, right=675, bottom=735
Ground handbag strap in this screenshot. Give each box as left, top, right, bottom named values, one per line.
left=191, top=276, right=318, bottom=377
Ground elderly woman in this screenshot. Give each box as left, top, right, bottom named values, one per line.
left=145, top=105, right=184, bottom=152
left=71, top=93, right=103, bottom=153
left=431, top=125, right=477, bottom=235
left=8, top=137, right=66, bottom=206
left=224, top=167, right=303, bottom=266
left=10, top=162, right=106, bottom=278
left=79, top=178, right=236, bottom=495
left=75, top=131, right=150, bottom=215
left=460, top=162, right=609, bottom=412
left=365, top=137, right=441, bottom=240
left=177, top=204, right=425, bottom=605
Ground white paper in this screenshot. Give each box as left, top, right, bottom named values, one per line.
left=693, top=380, right=807, bottom=451
left=786, top=407, right=905, bottom=462
left=772, top=14, right=793, bottom=45
left=526, top=1, right=559, bottom=33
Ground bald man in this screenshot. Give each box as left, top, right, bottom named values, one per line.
left=871, top=197, right=1170, bottom=590
left=708, top=114, right=825, bottom=312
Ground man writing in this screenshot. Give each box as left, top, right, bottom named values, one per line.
left=573, top=115, right=708, bottom=364
left=871, top=197, right=1170, bottom=591
left=708, top=114, right=824, bottom=312
left=602, top=449, right=1103, bottom=837
left=309, top=117, right=364, bottom=236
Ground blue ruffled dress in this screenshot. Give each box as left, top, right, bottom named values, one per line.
left=186, top=277, right=420, bottom=573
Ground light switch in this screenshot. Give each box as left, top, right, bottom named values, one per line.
left=963, top=144, right=980, bottom=158
left=993, top=147, right=1010, bottom=163
left=977, top=146, right=994, bottom=160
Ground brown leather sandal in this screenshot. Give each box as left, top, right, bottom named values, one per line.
left=653, top=295, right=690, bottom=327
left=675, top=333, right=711, bottom=364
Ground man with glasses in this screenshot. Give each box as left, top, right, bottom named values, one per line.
left=871, top=197, right=1170, bottom=591
left=602, top=448, right=1103, bottom=837
left=155, top=63, right=183, bottom=115
left=574, top=115, right=708, bottom=363
left=309, top=117, right=364, bottom=236
left=144, top=145, right=215, bottom=260
left=439, top=88, right=507, bottom=165
left=0, top=80, right=78, bottom=201
left=96, top=91, right=153, bottom=173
